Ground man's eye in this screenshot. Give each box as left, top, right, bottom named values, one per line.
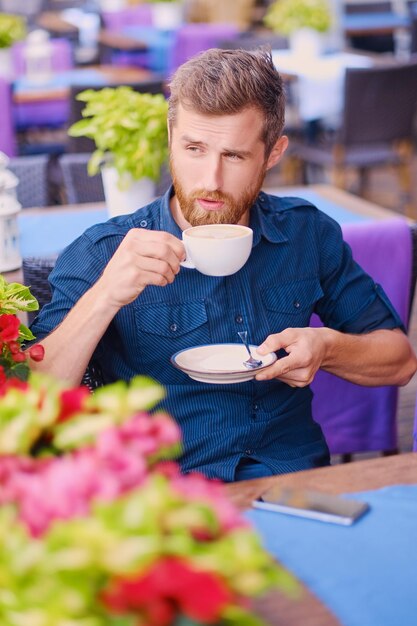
left=186, top=145, right=201, bottom=153
left=226, top=153, right=242, bottom=161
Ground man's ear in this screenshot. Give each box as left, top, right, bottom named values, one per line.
left=266, top=135, right=289, bottom=171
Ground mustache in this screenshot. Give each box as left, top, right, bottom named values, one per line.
left=189, top=189, right=234, bottom=202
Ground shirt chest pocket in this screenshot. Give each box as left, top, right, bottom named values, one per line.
left=261, top=278, right=324, bottom=332
left=135, top=300, right=211, bottom=374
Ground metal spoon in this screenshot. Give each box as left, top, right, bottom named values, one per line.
left=237, top=331, right=263, bottom=369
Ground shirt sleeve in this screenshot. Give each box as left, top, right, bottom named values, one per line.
left=30, top=232, right=107, bottom=341
left=314, top=211, right=405, bottom=334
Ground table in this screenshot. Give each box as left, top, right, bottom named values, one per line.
left=12, top=65, right=159, bottom=105
left=226, top=453, right=417, bottom=626
left=15, top=184, right=405, bottom=261
left=342, top=12, right=410, bottom=37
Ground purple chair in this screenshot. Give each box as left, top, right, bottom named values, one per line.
left=169, top=23, right=240, bottom=74
left=101, top=5, right=154, bottom=31
left=311, top=217, right=413, bottom=457
left=11, top=38, right=74, bottom=129
left=0, top=78, right=17, bottom=157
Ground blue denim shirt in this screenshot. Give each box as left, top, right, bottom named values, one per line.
left=32, top=189, right=403, bottom=481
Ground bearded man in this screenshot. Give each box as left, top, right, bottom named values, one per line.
left=31, top=49, right=417, bottom=481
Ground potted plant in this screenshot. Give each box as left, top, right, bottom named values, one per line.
left=264, top=0, right=332, bottom=57
left=68, top=86, right=169, bottom=217
left=0, top=13, right=26, bottom=78
left=0, top=275, right=44, bottom=385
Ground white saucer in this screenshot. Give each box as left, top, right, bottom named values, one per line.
left=171, top=343, right=277, bottom=384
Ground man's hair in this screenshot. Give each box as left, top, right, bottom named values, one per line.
left=168, top=47, right=286, bottom=157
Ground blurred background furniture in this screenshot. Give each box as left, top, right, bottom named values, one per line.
left=288, top=62, right=417, bottom=217
left=169, top=23, right=240, bottom=74
left=11, top=38, right=74, bottom=132
left=9, top=154, right=50, bottom=207
left=0, top=78, right=17, bottom=157
left=59, top=152, right=104, bottom=204
left=0, top=0, right=45, bottom=27
left=22, top=254, right=103, bottom=390
left=22, top=255, right=56, bottom=325
left=342, top=1, right=399, bottom=53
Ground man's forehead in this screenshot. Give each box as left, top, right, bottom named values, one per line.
left=173, top=103, right=264, bottom=141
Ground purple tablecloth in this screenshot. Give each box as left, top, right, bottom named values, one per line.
left=311, top=217, right=412, bottom=454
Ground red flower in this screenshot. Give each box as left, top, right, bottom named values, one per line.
left=28, top=344, right=45, bottom=362
left=8, top=340, right=21, bottom=354
left=0, top=377, right=29, bottom=396
left=101, top=557, right=232, bottom=624
left=0, top=365, right=6, bottom=388
left=11, top=352, right=26, bottom=363
left=57, top=387, right=91, bottom=423
left=0, top=314, right=20, bottom=342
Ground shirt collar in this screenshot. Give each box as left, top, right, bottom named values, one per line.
left=250, top=191, right=288, bottom=245
left=160, top=186, right=183, bottom=237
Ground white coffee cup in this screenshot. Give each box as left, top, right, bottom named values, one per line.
left=181, top=224, right=253, bottom=276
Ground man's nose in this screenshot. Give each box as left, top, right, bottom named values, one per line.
left=202, top=156, right=223, bottom=191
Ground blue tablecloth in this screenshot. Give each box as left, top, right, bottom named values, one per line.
left=275, top=188, right=369, bottom=224
left=18, top=188, right=370, bottom=258
left=19, top=208, right=108, bottom=257
left=14, top=69, right=109, bottom=93
left=342, top=12, right=410, bottom=34
left=246, top=484, right=417, bottom=626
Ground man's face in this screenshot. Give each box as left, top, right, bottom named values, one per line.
left=169, top=105, right=275, bottom=227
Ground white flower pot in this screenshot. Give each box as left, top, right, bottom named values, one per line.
left=151, top=2, right=183, bottom=30
left=101, top=166, right=155, bottom=218
left=289, top=28, right=323, bottom=58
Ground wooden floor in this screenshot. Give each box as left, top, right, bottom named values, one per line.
left=265, top=152, right=417, bottom=457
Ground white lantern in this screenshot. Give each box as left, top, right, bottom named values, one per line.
left=0, top=153, right=22, bottom=272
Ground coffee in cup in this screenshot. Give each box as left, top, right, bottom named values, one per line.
left=181, top=224, right=253, bottom=276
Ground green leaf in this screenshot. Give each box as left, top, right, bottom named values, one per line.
left=67, top=87, right=169, bottom=183
left=0, top=282, right=39, bottom=314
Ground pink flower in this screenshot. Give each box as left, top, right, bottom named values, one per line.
left=171, top=473, right=248, bottom=533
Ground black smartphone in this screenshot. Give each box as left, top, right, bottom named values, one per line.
left=253, top=486, right=370, bottom=526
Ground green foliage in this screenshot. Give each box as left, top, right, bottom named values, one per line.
left=0, top=275, right=38, bottom=344
left=68, top=87, right=169, bottom=183
left=0, top=13, right=26, bottom=49
left=264, top=0, right=332, bottom=36
left=0, top=275, right=39, bottom=316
